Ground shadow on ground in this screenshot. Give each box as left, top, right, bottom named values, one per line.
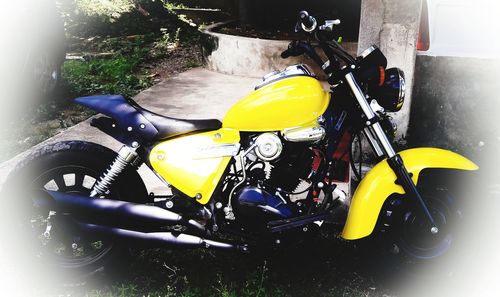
left=34, top=229, right=396, bottom=297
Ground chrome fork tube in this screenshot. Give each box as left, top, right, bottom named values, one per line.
left=363, top=127, right=384, bottom=158
left=345, top=72, right=438, bottom=232
left=345, top=72, right=396, bottom=158
left=371, top=123, right=396, bottom=158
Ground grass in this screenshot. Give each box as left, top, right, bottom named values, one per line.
left=0, top=44, right=153, bottom=163
left=43, top=228, right=396, bottom=297
left=62, top=48, right=152, bottom=98
left=2, top=2, right=394, bottom=296
left=0, top=2, right=204, bottom=163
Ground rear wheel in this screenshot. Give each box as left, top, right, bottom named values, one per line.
left=1, top=141, right=148, bottom=282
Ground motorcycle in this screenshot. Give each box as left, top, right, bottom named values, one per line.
left=3, top=11, right=478, bottom=277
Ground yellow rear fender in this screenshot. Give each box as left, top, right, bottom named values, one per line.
left=341, top=148, right=478, bottom=240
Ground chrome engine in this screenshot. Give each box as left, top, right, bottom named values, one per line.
left=252, top=133, right=283, bottom=162
left=232, top=134, right=320, bottom=210
left=244, top=130, right=324, bottom=192
left=230, top=141, right=320, bottom=230
left=282, top=126, right=325, bottom=143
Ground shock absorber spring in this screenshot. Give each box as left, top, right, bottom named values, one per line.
left=90, top=146, right=140, bottom=197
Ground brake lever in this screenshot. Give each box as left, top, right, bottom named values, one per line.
left=319, top=19, right=341, bottom=32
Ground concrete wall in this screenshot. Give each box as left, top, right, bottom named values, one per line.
left=409, top=55, right=500, bottom=171
left=201, top=22, right=358, bottom=79
left=357, top=0, right=422, bottom=139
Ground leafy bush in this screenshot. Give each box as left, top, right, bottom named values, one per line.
left=62, top=48, right=152, bottom=97
left=75, top=0, right=136, bottom=20
left=58, top=0, right=198, bottom=38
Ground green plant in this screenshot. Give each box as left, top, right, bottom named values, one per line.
left=164, top=1, right=188, bottom=10
left=175, top=27, right=182, bottom=46
left=242, top=262, right=268, bottom=297
left=114, top=283, right=139, bottom=297
left=62, top=47, right=152, bottom=98
left=185, top=59, right=202, bottom=68
left=75, top=0, right=136, bottom=21
left=213, top=274, right=237, bottom=297
left=154, top=28, right=173, bottom=52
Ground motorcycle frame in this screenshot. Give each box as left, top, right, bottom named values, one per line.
left=85, top=51, right=477, bottom=243
left=76, top=13, right=479, bottom=245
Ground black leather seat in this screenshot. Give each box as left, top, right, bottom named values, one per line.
left=137, top=107, right=222, bottom=140
left=75, top=95, right=222, bottom=142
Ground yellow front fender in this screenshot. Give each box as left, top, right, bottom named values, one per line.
left=341, top=148, right=478, bottom=240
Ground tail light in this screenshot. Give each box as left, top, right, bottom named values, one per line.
left=417, top=0, right=430, bottom=51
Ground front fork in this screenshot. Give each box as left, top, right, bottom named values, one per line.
left=345, top=72, right=439, bottom=234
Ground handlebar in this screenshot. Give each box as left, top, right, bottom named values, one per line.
left=299, top=10, right=316, bottom=31
left=281, top=10, right=357, bottom=84
left=280, top=41, right=324, bottom=67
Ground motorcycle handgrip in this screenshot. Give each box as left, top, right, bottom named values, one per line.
left=299, top=10, right=314, bottom=29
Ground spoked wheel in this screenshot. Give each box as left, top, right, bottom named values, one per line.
left=28, top=165, right=113, bottom=271
left=1, top=141, right=148, bottom=281
left=374, top=180, right=463, bottom=275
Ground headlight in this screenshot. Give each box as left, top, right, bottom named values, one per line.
left=375, top=67, right=405, bottom=112
left=355, top=46, right=388, bottom=89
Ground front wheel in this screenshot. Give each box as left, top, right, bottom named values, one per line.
left=0, top=141, right=148, bottom=283
left=373, top=173, right=465, bottom=275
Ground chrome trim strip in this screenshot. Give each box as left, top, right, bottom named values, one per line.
left=255, top=64, right=315, bottom=90
left=399, top=69, right=406, bottom=103
left=193, top=143, right=241, bottom=159
left=359, top=45, right=377, bottom=59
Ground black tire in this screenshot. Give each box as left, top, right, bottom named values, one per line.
left=370, top=170, right=466, bottom=277
left=0, top=141, right=148, bottom=283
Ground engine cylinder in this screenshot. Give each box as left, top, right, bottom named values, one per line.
left=267, top=143, right=316, bottom=192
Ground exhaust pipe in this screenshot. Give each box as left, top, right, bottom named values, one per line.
left=36, top=191, right=205, bottom=233
left=79, top=223, right=248, bottom=252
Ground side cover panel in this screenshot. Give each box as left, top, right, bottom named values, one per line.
left=149, top=129, right=240, bottom=204
left=341, top=148, right=478, bottom=240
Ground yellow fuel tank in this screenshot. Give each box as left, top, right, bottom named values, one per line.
left=223, top=76, right=330, bottom=131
